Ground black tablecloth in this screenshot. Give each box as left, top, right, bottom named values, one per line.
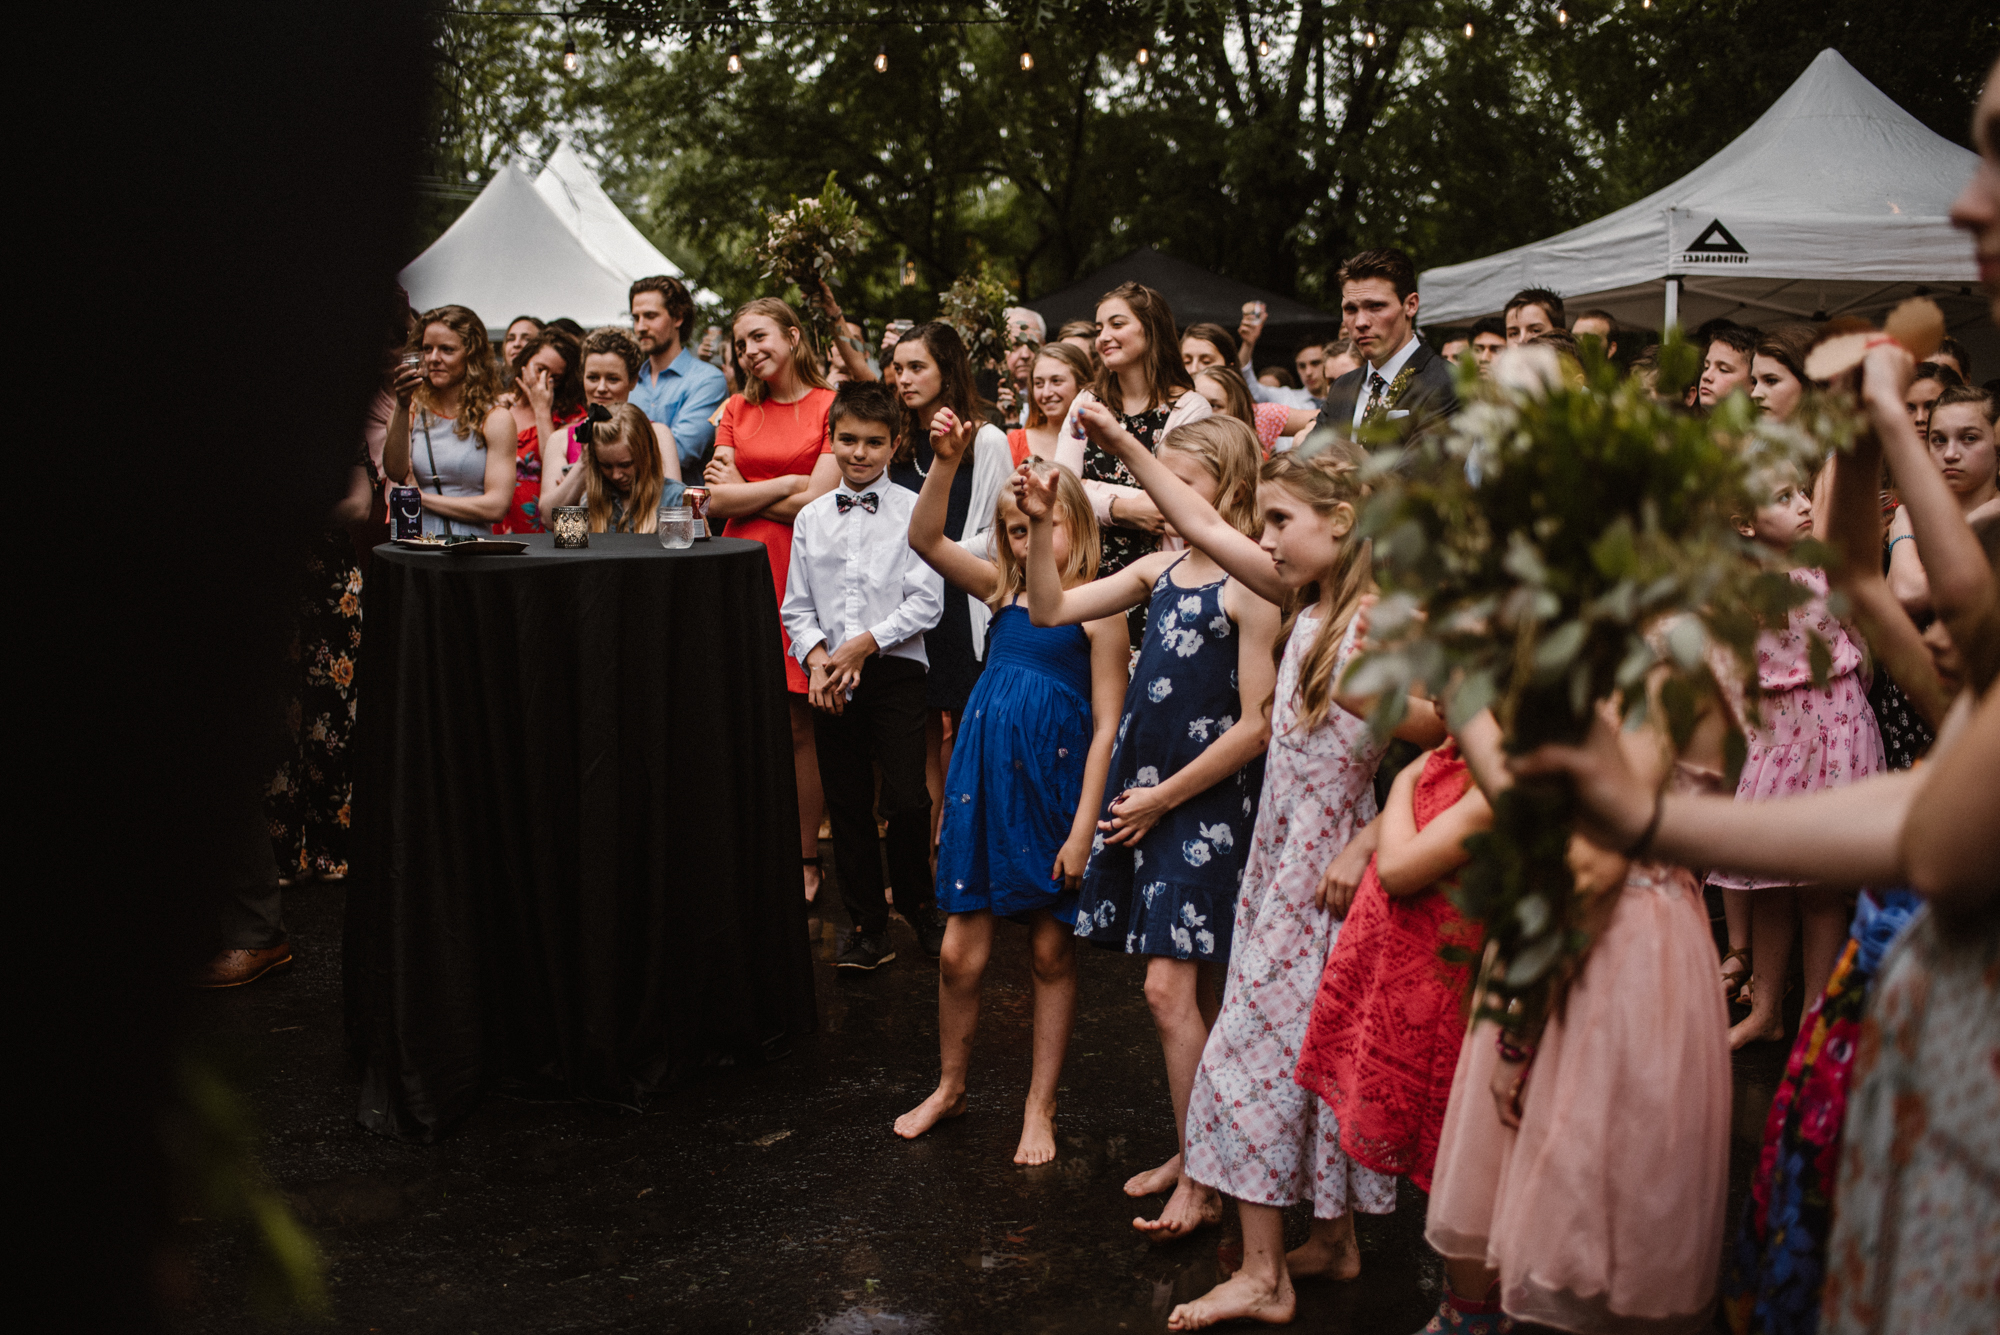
left=346, top=533, right=814, bottom=1141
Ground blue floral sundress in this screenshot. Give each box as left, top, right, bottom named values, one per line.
left=934, top=603, right=1094, bottom=925
left=1075, top=556, right=1263, bottom=961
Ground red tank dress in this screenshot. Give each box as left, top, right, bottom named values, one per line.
left=1292, top=742, right=1484, bottom=1192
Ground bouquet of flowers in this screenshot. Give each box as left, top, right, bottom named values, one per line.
left=751, top=170, right=870, bottom=350
left=1342, top=339, right=1850, bottom=1038
left=937, top=263, right=1014, bottom=370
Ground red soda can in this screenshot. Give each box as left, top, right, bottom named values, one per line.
left=683, top=486, right=711, bottom=539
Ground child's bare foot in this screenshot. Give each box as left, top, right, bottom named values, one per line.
left=1166, top=1271, right=1296, bottom=1329
left=1285, top=1219, right=1360, bottom=1281
left=1124, top=1153, right=1181, bottom=1198
left=1728, top=1010, right=1786, bottom=1050
left=1134, top=1175, right=1222, bottom=1239
left=893, top=1086, right=966, bottom=1140
left=1014, top=1101, right=1057, bottom=1165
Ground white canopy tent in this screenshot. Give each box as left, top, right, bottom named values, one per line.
left=400, top=163, right=634, bottom=330
left=534, top=144, right=694, bottom=291
left=1420, top=50, right=1993, bottom=371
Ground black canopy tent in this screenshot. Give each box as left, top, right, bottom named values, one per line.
left=1026, top=247, right=1341, bottom=371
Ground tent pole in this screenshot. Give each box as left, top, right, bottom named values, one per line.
left=1664, top=276, right=1681, bottom=333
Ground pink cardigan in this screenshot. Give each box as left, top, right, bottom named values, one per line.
left=1053, top=388, right=1214, bottom=527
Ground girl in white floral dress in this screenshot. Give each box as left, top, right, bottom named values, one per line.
left=1023, top=412, right=1278, bottom=1236
left=1087, top=420, right=1447, bottom=1329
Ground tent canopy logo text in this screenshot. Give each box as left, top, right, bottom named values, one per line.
left=1680, top=218, right=1749, bottom=265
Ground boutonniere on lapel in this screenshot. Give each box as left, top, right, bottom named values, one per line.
left=1370, top=365, right=1418, bottom=419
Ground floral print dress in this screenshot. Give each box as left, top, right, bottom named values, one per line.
left=1183, top=608, right=1397, bottom=1218
left=1074, top=557, right=1262, bottom=962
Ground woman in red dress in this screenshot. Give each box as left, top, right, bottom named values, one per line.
left=704, top=297, right=842, bottom=902
left=497, top=326, right=585, bottom=534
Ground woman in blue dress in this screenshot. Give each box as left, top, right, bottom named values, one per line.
left=895, top=411, right=1129, bottom=1167
left=1021, top=410, right=1280, bottom=1233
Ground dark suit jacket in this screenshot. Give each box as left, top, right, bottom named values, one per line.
left=1315, top=340, right=1460, bottom=440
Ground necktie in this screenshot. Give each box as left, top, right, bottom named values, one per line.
left=834, top=491, right=879, bottom=514
left=1363, top=371, right=1389, bottom=420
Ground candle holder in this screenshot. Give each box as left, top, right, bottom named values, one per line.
left=551, top=506, right=589, bottom=548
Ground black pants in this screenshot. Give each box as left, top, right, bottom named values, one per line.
left=812, top=655, right=933, bottom=937
left=223, top=780, right=286, bottom=950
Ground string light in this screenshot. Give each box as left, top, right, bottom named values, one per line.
left=1364, top=29, right=1377, bottom=48
left=726, top=41, right=742, bottom=74
left=1257, top=30, right=1271, bottom=58
left=1019, top=45, right=1034, bottom=72
left=1136, top=38, right=1150, bottom=65
left=561, top=37, right=578, bottom=73
left=1557, top=7, right=1569, bottom=23
left=873, top=39, right=887, bottom=74
left=1464, top=21, right=1474, bottom=36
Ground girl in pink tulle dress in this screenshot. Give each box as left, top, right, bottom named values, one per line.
left=1709, top=470, right=1884, bottom=1048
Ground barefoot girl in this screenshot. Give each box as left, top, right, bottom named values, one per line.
left=1024, top=410, right=1278, bottom=1237
left=1089, top=426, right=1443, bottom=1328
left=894, top=410, right=1127, bottom=1164
left=1709, top=463, right=1885, bottom=1049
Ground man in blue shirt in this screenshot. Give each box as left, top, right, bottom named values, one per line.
left=628, top=275, right=728, bottom=482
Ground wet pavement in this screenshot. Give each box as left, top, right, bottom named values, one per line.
left=173, top=882, right=1783, bottom=1333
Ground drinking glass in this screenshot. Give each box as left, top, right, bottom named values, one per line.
left=658, top=506, right=695, bottom=550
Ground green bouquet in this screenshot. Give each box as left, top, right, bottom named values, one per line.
left=1342, top=339, right=1851, bottom=1038
left=751, top=170, right=870, bottom=350
left=937, top=263, right=1014, bottom=370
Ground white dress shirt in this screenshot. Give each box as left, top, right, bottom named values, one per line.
left=782, top=472, right=944, bottom=671
left=1351, top=334, right=1422, bottom=429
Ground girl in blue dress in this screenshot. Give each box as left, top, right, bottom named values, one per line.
left=1020, top=411, right=1280, bottom=1234
left=895, top=409, right=1129, bottom=1168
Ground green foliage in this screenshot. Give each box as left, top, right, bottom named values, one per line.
left=751, top=170, right=871, bottom=346
left=1346, top=340, right=1851, bottom=1036
left=938, top=263, right=1017, bottom=369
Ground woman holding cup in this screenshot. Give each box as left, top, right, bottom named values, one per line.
left=382, top=304, right=516, bottom=536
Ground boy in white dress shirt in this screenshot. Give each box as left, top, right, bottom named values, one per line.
left=781, top=381, right=947, bottom=969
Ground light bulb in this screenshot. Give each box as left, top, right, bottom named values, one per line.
left=1557, top=7, right=1569, bottom=24
left=726, top=42, right=742, bottom=75
left=1364, top=29, right=1377, bottom=48
left=1019, top=48, right=1034, bottom=72
left=1465, top=21, right=1475, bottom=36
left=562, top=38, right=578, bottom=74
left=1136, top=43, right=1150, bottom=66
left=1257, top=31, right=1271, bottom=58
left=873, top=42, right=887, bottom=74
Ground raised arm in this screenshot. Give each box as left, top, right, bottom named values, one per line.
left=1826, top=438, right=1952, bottom=728
left=1862, top=343, right=1997, bottom=641
left=909, top=408, right=999, bottom=598
left=1899, top=683, right=2000, bottom=911
left=1018, top=463, right=1159, bottom=625
left=1074, top=400, right=1285, bottom=603
left=381, top=361, right=423, bottom=485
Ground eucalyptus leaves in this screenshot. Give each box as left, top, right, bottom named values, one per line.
left=751, top=170, right=869, bottom=349
left=1344, top=338, right=1848, bottom=1036
left=938, top=263, right=1015, bottom=370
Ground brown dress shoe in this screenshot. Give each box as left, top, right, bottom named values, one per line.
left=193, top=942, right=294, bottom=988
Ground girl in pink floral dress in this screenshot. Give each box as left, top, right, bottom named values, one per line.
left=1711, top=467, right=1885, bottom=1048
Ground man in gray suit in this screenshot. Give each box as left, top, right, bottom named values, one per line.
left=1315, top=248, right=1459, bottom=440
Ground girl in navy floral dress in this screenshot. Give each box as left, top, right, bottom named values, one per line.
left=1021, top=411, right=1278, bottom=1234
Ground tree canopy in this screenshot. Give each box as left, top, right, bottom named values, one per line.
left=417, top=1, right=1997, bottom=318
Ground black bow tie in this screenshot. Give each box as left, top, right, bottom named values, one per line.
left=835, top=491, right=879, bottom=514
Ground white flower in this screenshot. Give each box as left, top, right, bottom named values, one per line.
left=1170, top=925, right=1193, bottom=955
left=1229, top=669, right=1238, bottom=691
left=1171, top=628, right=1205, bottom=658
left=1117, top=714, right=1132, bottom=745
left=1126, top=931, right=1138, bottom=951
left=1179, top=902, right=1207, bottom=928
left=1096, top=901, right=1117, bottom=929
left=1091, top=831, right=1105, bottom=854
left=1135, top=765, right=1161, bottom=788
left=1148, top=677, right=1173, bottom=703
left=1196, top=929, right=1216, bottom=954
left=1133, top=849, right=1145, bottom=870
left=1187, top=716, right=1214, bottom=742
left=1182, top=840, right=1213, bottom=867
left=1210, top=615, right=1232, bottom=637
left=1199, top=821, right=1234, bottom=851
left=1158, top=609, right=1178, bottom=635
left=1217, top=714, right=1235, bottom=733
left=1143, top=880, right=1165, bottom=905
left=1242, top=796, right=1254, bottom=816
left=1178, top=595, right=1202, bottom=617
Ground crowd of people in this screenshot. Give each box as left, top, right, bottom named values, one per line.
left=209, top=66, right=2000, bottom=1335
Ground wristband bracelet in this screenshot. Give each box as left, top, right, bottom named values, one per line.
left=1624, top=789, right=1666, bottom=860
left=1107, top=495, right=1120, bottom=525
left=1885, top=534, right=1914, bottom=554
left=1496, top=1031, right=1535, bottom=1063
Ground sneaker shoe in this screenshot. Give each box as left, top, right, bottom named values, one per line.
left=835, top=931, right=896, bottom=970
left=914, top=914, right=947, bottom=959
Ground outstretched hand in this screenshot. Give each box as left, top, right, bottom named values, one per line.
left=1507, top=698, right=1655, bottom=851
left=1012, top=460, right=1058, bottom=519
left=930, top=407, right=977, bottom=463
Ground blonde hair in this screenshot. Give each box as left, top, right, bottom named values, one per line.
left=1026, top=343, right=1097, bottom=431
left=990, top=460, right=1099, bottom=612
left=732, top=297, right=830, bottom=406
left=1260, top=439, right=1375, bottom=731
left=410, top=305, right=503, bottom=443
left=1159, top=416, right=1263, bottom=540
left=583, top=404, right=665, bottom=533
